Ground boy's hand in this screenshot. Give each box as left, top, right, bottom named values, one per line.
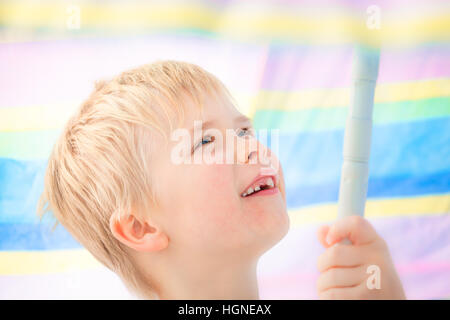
left=316, top=216, right=406, bottom=300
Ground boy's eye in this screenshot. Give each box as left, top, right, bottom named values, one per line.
left=192, top=127, right=254, bottom=153
left=237, top=127, right=254, bottom=138
left=193, top=135, right=215, bottom=152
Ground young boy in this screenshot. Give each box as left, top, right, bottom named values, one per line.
left=37, top=61, right=405, bottom=300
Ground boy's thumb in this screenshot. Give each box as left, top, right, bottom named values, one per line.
left=325, top=216, right=377, bottom=246
left=317, top=225, right=332, bottom=248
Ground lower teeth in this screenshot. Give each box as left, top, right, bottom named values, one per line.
left=243, top=186, right=273, bottom=197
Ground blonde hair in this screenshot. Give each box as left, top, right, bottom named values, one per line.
left=36, top=60, right=233, bottom=299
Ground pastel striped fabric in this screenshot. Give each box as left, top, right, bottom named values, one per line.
left=0, top=0, right=449, bottom=299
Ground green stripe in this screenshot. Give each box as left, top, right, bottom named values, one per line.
left=0, top=26, right=224, bottom=41
left=1, top=97, right=449, bottom=159
left=253, top=96, right=450, bottom=131
left=0, top=130, right=60, bottom=159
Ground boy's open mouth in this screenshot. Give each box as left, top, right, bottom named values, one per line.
left=241, top=175, right=278, bottom=198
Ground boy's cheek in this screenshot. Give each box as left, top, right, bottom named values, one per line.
left=181, top=172, right=245, bottom=234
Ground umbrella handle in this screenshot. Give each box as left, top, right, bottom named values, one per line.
left=337, top=45, right=380, bottom=245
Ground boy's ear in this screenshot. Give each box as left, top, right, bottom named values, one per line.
left=109, top=213, right=168, bottom=252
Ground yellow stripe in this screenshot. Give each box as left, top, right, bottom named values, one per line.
left=249, top=79, right=450, bottom=116
left=1, top=3, right=449, bottom=45
left=288, top=194, right=450, bottom=228
left=1, top=3, right=217, bottom=31
left=1, top=79, right=449, bottom=132
left=0, top=249, right=102, bottom=275
left=0, top=91, right=251, bottom=132
left=0, top=102, right=78, bottom=131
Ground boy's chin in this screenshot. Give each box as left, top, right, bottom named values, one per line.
left=253, top=205, right=289, bottom=240
left=268, top=213, right=290, bottom=248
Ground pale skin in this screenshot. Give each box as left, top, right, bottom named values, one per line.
left=110, top=92, right=290, bottom=299
left=316, top=215, right=406, bottom=299
left=109, top=91, right=405, bottom=300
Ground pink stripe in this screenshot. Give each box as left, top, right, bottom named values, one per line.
left=256, top=214, right=450, bottom=299
left=396, top=261, right=450, bottom=274
left=2, top=38, right=449, bottom=108
left=258, top=262, right=450, bottom=299
left=238, top=0, right=450, bottom=10
left=0, top=269, right=134, bottom=299
left=0, top=37, right=267, bottom=108
left=260, top=44, right=450, bottom=90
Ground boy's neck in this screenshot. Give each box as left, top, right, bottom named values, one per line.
left=152, top=258, right=260, bottom=300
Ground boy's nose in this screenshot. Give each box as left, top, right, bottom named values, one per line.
left=235, top=135, right=259, bottom=165
left=247, top=150, right=257, bottom=163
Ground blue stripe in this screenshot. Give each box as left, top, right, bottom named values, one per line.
left=1, top=187, right=450, bottom=250
left=285, top=172, right=450, bottom=208
left=0, top=117, right=449, bottom=225
left=0, top=159, right=47, bottom=224
left=276, top=117, right=450, bottom=188
left=0, top=223, right=81, bottom=251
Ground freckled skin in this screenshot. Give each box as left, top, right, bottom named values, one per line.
left=152, top=93, right=290, bottom=263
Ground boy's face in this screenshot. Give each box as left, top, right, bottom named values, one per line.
left=151, top=93, right=289, bottom=263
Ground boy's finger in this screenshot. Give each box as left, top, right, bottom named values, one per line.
left=326, top=216, right=378, bottom=246
left=317, top=265, right=366, bottom=293
left=317, top=243, right=366, bottom=272
left=318, top=282, right=366, bottom=300
left=317, top=225, right=331, bottom=248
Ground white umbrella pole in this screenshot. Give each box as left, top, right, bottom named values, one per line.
left=337, top=45, right=380, bottom=235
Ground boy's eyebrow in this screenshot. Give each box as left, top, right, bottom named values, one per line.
left=189, top=115, right=252, bottom=135
left=234, top=115, right=252, bottom=125
left=189, top=120, right=215, bottom=136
